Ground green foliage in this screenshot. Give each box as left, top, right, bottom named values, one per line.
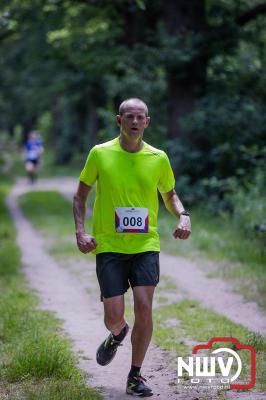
left=164, top=94, right=266, bottom=267
left=1, top=0, right=266, bottom=162
left=170, top=95, right=266, bottom=182
left=226, top=168, right=266, bottom=244
left=1, top=1, right=266, bottom=272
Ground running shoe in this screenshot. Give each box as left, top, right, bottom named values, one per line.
left=126, top=374, right=153, bottom=397
left=96, top=323, right=129, bottom=366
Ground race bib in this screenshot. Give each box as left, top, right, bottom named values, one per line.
left=115, top=207, right=149, bottom=233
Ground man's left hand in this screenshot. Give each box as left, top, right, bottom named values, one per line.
left=173, top=215, right=191, bottom=240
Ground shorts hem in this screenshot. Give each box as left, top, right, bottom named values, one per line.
left=95, top=249, right=160, bottom=255
left=101, top=288, right=128, bottom=301
left=130, top=282, right=159, bottom=288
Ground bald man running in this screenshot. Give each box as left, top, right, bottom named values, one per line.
left=73, top=98, right=191, bottom=397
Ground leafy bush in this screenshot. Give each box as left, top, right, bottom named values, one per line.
left=226, top=169, right=266, bottom=246
left=177, top=94, right=265, bottom=180
left=164, top=95, right=266, bottom=212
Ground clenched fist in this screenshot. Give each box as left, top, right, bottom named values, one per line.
left=76, top=232, right=98, bottom=253
left=173, top=215, right=191, bottom=240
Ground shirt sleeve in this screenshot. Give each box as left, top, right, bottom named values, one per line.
left=157, top=152, right=175, bottom=193
left=79, top=146, right=98, bottom=187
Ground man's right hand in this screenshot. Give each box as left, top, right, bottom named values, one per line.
left=76, top=232, right=98, bottom=253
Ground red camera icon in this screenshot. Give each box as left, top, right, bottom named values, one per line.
left=192, top=337, right=256, bottom=390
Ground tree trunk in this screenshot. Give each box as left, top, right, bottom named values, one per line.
left=85, top=95, right=99, bottom=149
left=164, top=0, right=208, bottom=138
left=51, top=100, right=62, bottom=148
left=22, top=117, right=37, bottom=143
left=8, top=125, right=15, bottom=137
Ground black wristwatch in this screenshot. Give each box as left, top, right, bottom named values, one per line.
left=180, top=210, right=190, bottom=216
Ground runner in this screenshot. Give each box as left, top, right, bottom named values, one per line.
left=73, top=98, right=191, bottom=397
left=24, top=130, right=44, bottom=183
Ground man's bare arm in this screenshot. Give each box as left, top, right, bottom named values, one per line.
left=73, top=181, right=91, bottom=234
left=161, top=188, right=185, bottom=217
left=73, top=181, right=98, bottom=253
left=161, top=189, right=191, bottom=240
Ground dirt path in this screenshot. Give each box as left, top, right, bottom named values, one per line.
left=6, top=177, right=266, bottom=399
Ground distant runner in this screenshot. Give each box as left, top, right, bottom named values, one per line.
left=73, top=98, right=191, bottom=397
left=24, top=130, right=44, bottom=183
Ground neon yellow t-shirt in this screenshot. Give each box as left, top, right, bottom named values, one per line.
left=79, top=137, right=175, bottom=254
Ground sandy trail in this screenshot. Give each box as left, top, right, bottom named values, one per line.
left=6, top=177, right=266, bottom=399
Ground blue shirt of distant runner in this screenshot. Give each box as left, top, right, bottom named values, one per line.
left=25, top=138, right=43, bottom=162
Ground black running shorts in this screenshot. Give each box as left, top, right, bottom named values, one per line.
left=96, top=251, right=160, bottom=299
left=26, top=158, right=39, bottom=166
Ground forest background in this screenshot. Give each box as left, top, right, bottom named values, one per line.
left=0, top=0, right=265, bottom=252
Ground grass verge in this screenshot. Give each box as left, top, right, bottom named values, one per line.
left=0, top=175, right=100, bottom=399
left=19, top=190, right=94, bottom=262
left=158, top=207, right=266, bottom=309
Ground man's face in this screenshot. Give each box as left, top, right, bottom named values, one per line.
left=116, top=105, right=150, bottom=140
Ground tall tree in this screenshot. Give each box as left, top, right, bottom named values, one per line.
left=161, top=0, right=266, bottom=138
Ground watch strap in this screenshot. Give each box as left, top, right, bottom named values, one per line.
left=180, top=210, right=190, bottom=216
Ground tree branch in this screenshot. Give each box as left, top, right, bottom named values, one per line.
left=237, top=2, right=266, bottom=26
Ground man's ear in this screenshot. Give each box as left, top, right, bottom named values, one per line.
left=145, top=116, right=151, bottom=128
left=116, top=115, right=121, bottom=126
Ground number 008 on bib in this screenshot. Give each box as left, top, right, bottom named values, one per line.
left=115, top=207, right=149, bottom=233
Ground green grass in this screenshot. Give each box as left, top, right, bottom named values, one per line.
left=21, top=379, right=101, bottom=400
left=158, top=207, right=266, bottom=308
left=159, top=207, right=265, bottom=268
left=19, top=190, right=94, bottom=261
left=19, top=190, right=76, bottom=235
left=38, top=151, right=82, bottom=178
left=0, top=174, right=100, bottom=399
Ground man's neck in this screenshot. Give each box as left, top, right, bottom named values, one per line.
left=119, top=135, right=143, bottom=153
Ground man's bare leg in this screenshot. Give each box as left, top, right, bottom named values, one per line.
left=96, top=294, right=129, bottom=366
left=131, top=286, right=155, bottom=367
left=103, top=294, right=126, bottom=335
left=126, top=286, right=154, bottom=397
